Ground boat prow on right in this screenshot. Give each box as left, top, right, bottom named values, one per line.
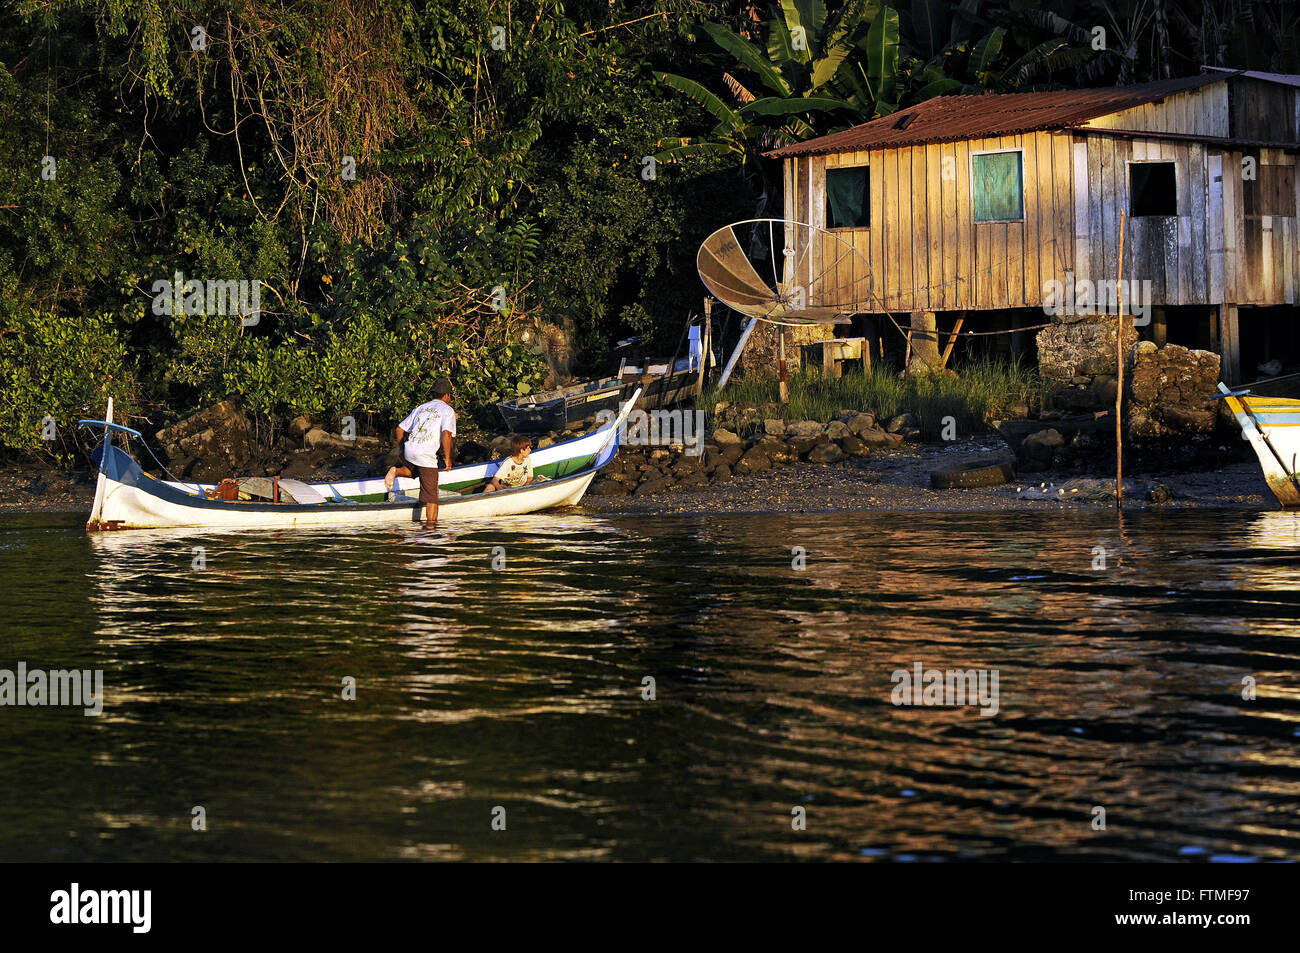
left=1217, top=382, right=1300, bottom=507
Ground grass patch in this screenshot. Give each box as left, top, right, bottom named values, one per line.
left=701, top=359, right=1044, bottom=440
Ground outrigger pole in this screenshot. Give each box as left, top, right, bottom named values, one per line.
left=716, top=317, right=758, bottom=391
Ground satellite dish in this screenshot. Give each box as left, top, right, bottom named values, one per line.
left=696, top=219, right=872, bottom=326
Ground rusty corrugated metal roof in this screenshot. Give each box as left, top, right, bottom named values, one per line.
left=765, top=74, right=1232, bottom=158
left=1203, top=67, right=1300, bottom=88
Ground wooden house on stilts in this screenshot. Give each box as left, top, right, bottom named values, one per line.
left=762, top=69, right=1300, bottom=387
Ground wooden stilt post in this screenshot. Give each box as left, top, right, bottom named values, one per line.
left=939, top=315, right=965, bottom=370
left=700, top=297, right=712, bottom=394
left=1116, top=209, right=1127, bottom=510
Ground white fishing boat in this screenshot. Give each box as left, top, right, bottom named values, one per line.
left=1217, top=382, right=1300, bottom=507
left=83, top=389, right=641, bottom=532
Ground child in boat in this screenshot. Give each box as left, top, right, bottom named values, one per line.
left=385, top=378, right=456, bottom=526
left=485, top=435, right=548, bottom=492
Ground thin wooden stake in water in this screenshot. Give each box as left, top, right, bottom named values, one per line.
left=1116, top=209, right=1127, bottom=510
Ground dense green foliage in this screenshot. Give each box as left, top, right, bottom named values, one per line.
left=1, top=0, right=1296, bottom=458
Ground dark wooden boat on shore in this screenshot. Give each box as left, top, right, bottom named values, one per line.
left=496, top=377, right=626, bottom=432
left=620, top=358, right=702, bottom=411
left=617, top=315, right=709, bottom=411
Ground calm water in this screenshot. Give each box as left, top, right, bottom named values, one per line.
left=1, top=508, right=1298, bottom=862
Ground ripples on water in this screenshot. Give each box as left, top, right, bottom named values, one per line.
left=0, top=508, right=1298, bottom=861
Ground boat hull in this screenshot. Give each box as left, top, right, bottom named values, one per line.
left=90, top=447, right=601, bottom=530
left=497, top=379, right=625, bottom=433
left=1218, top=384, right=1300, bottom=507
left=86, top=388, right=641, bottom=531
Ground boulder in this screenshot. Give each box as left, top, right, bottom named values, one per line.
left=706, top=444, right=743, bottom=469
left=846, top=412, right=878, bottom=436
left=807, top=442, right=844, bottom=464
left=672, top=454, right=704, bottom=475
left=787, top=435, right=826, bottom=456
left=824, top=419, right=852, bottom=440
left=278, top=449, right=333, bottom=481
left=763, top=419, right=786, bottom=437
left=1038, top=318, right=1138, bottom=381
left=288, top=415, right=313, bottom=439
left=588, top=478, right=630, bottom=497
left=884, top=412, right=915, bottom=434
left=303, top=428, right=380, bottom=454
left=712, top=428, right=742, bottom=447
left=734, top=447, right=771, bottom=475
left=156, top=401, right=253, bottom=469
left=634, top=478, right=669, bottom=496
left=1019, top=428, right=1065, bottom=471
left=1125, top=343, right=1221, bottom=440
left=838, top=436, right=869, bottom=457
left=857, top=428, right=896, bottom=449
left=786, top=420, right=824, bottom=439
left=1160, top=404, right=1216, bottom=432
left=755, top=435, right=793, bottom=463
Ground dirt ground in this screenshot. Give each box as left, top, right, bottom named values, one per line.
left=576, top=435, right=1276, bottom=515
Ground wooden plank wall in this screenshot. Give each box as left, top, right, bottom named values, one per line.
left=1076, top=134, right=1210, bottom=305
left=1227, top=148, right=1300, bottom=305
left=1081, top=84, right=1230, bottom=137
left=805, top=130, right=1075, bottom=314
left=1229, top=78, right=1300, bottom=141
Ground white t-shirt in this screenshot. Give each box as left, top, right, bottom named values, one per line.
left=399, top=399, right=456, bottom=468
left=494, top=455, right=534, bottom=488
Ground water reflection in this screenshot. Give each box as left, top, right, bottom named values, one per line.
left=0, top=508, right=1297, bottom=861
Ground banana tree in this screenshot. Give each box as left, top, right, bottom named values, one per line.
left=909, top=0, right=1093, bottom=93
left=832, top=5, right=911, bottom=116
left=653, top=0, right=893, bottom=171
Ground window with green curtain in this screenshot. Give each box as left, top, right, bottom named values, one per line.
left=825, top=166, right=869, bottom=228
left=972, top=151, right=1024, bottom=222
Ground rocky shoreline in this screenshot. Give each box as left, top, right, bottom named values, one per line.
left=0, top=433, right=1273, bottom=518
left=0, top=378, right=1278, bottom=517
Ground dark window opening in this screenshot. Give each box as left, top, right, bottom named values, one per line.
left=826, top=166, right=870, bottom=228
left=1239, top=306, right=1300, bottom=384
left=1130, top=162, right=1177, bottom=216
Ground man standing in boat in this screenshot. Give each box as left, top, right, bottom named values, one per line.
left=385, top=377, right=456, bottom=527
